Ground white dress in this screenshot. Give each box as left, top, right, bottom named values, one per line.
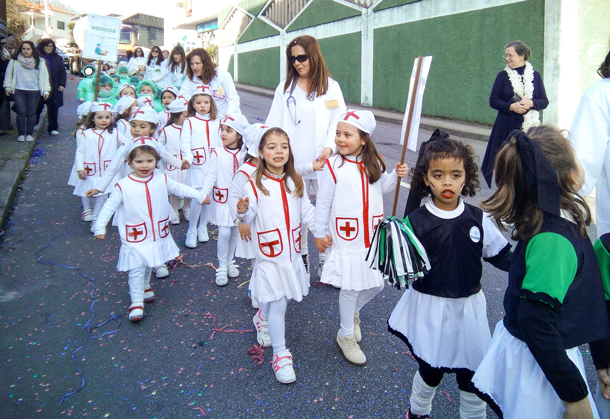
left=72, top=128, right=124, bottom=196
left=241, top=174, right=315, bottom=304
left=180, top=113, right=220, bottom=189
left=230, top=162, right=259, bottom=259
left=94, top=170, right=205, bottom=271
left=67, top=127, right=85, bottom=187
left=314, top=154, right=396, bottom=290
left=158, top=123, right=184, bottom=183
left=207, top=145, right=246, bottom=227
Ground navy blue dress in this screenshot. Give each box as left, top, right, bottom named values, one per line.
left=481, top=65, right=548, bottom=186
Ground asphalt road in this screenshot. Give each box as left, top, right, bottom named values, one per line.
left=0, top=78, right=600, bottom=418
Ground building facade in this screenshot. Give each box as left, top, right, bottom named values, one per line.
left=20, top=1, right=74, bottom=43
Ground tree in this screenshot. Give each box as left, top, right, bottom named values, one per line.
left=7, top=0, right=28, bottom=40
left=206, top=44, right=218, bottom=65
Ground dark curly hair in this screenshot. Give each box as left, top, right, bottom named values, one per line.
left=409, top=137, right=480, bottom=200
left=598, top=47, right=610, bottom=79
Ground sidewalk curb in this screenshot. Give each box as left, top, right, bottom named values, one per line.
left=235, top=82, right=492, bottom=142
left=0, top=109, right=47, bottom=230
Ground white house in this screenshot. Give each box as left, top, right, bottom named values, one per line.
left=20, top=1, right=75, bottom=43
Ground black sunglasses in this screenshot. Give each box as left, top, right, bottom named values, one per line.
left=0, top=42, right=7, bottom=46
left=290, top=54, right=307, bottom=64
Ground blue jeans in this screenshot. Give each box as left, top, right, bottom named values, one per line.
left=13, top=89, right=40, bottom=136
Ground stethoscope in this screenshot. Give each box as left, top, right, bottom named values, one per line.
left=286, top=76, right=316, bottom=125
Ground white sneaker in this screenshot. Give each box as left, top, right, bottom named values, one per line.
left=143, top=288, right=155, bottom=303
left=337, top=330, right=367, bottom=366
left=227, top=260, right=239, bottom=278
left=272, top=349, right=296, bottom=384
left=252, top=309, right=271, bottom=347
left=17, top=135, right=25, bottom=142
left=50, top=130, right=59, bottom=135
left=170, top=216, right=180, bottom=225
left=154, top=265, right=169, bottom=278
left=81, top=209, right=93, bottom=222
left=354, top=311, right=362, bottom=343
left=25, top=135, right=34, bottom=142
left=182, top=207, right=189, bottom=221
left=197, top=226, right=209, bottom=243
left=185, top=228, right=198, bottom=248
left=215, top=266, right=228, bottom=286
left=128, top=302, right=144, bottom=322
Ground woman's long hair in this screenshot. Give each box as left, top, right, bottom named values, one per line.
left=147, top=46, right=164, bottom=66
left=12, top=41, right=40, bottom=68
left=36, top=38, right=56, bottom=55
left=253, top=127, right=304, bottom=198
left=598, top=47, right=610, bottom=78
left=169, top=45, right=186, bottom=74
left=185, top=48, right=217, bottom=84
left=283, top=35, right=329, bottom=98
left=481, top=125, right=590, bottom=241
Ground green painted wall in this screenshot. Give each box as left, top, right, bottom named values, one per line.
left=374, top=0, right=420, bottom=12
left=227, top=55, right=235, bottom=79
left=319, top=33, right=361, bottom=104
left=577, top=0, right=610, bottom=96
left=287, top=0, right=361, bottom=33
left=238, top=17, right=280, bottom=44
left=238, top=47, right=281, bottom=89
left=373, top=0, right=545, bottom=124
left=238, top=0, right=268, bottom=17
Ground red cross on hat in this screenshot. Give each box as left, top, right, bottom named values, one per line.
left=343, top=111, right=360, bottom=121
left=143, top=98, right=153, bottom=106
left=223, top=115, right=235, bottom=123
left=99, top=102, right=112, bottom=110
left=131, top=108, right=145, bottom=119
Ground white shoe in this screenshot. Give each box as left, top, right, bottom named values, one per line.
left=128, top=302, right=144, bottom=322
left=90, top=222, right=96, bottom=234
left=17, top=135, right=25, bottom=142
left=272, top=349, right=296, bottom=384
left=50, top=130, right=58, bottom=135
left=253, top=309, right=271, bottom=347
left=182, top=208, right=189, bottom=221
left=336, top=330, right=367, bottom=366
left=197, top=226, right=209, bottom=243
left=170, top=216, right=180, bottom=225
left=154, top=265, right=169, bottom=278
left=143, top=288, right=155, bottom=303
left=227, top=260, right=239, bottom=278
left=26, top=135, right=34, bottom=142
left=185, top=228, right=198, bottom=248
left=215, top=266, right=228, bottom=286
left=82, top=209, right=93, bottom=222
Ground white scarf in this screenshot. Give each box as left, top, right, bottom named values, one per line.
left=17, top=53, right=37, bottom=70
left=504, top=61, right=540, bottom=131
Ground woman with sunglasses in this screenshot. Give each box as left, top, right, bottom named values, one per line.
left=265, top=35, right=346, bottom=275
left=145, top=46, right=168, bottom=85
left=179, top=48, right=240, bottom=116
left=34, top=38, right=66, bottom=135
left=128, top=47, right=146, bottom=75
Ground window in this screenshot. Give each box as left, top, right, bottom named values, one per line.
left=57, top=21, right=65, bottom=30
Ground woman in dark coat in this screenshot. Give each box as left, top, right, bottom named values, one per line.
left=481, top=40, right=548, bottom=187
left=35, top=38, right=66, bottom=135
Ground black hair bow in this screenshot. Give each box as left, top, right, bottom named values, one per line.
left=511, top=129, right=561, bottom=216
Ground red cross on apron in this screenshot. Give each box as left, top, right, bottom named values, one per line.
left=260, top=240, right=280, bottom=257
left=340, top=221, right=356, bottom=237
left=192, top=149, right=205, bottom=164
left=215, top=189, right=224, bottom=201
left=128, top=226, right=144, bottom=241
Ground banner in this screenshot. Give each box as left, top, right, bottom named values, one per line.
left=400, top=56, right=433, bottom=151
left=81, top=15, right=122, bottom=62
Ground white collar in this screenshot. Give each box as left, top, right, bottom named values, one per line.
left=423, top=196, right=465, bottom=219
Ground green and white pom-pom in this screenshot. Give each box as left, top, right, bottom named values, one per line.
left=366, top=216, right=431, bottom=289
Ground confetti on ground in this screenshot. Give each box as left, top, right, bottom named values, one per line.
left=202, top=311, right=252, bottom=340
left=247, top=344, right=265, bottom=365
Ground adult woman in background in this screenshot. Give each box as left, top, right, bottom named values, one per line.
left=35, top=38, right=66, bottom=135
left=145, top=46, right=167, bottom=86
left=179, top=48, right=240, bottom=116
left=160, top=45, right=186, bottom=89
left=481, top=40, right=548, bottom=186
left=266, top=34, right=346, bottom=272
left=3, top=40, right=49, bottom=142
left=128, top=47, right=146, bottom=75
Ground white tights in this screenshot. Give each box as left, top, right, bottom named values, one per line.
left=338, top=283, right=384, bottom=338
left=217, top=226, right=238, bottom=268
left=82, top=194, right=107, bottom=218
left=261, top=297, right=288, bottom=354
left=188, top=193, right=210, bottom=230
left=127, top=264, right=152, bottom=304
